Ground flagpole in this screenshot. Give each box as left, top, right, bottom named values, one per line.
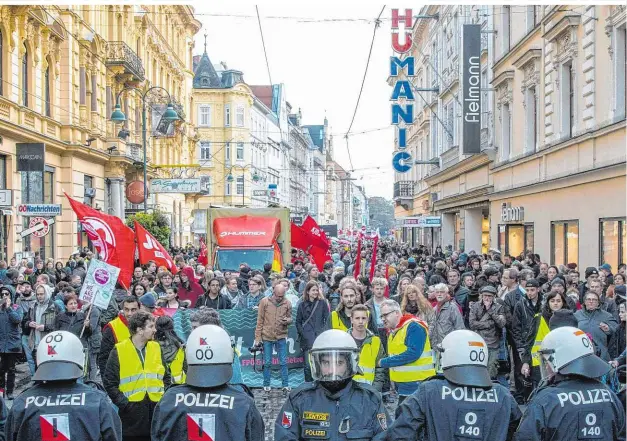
left=79, top=301, right=94, bottom=339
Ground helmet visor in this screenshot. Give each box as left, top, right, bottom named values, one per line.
left=539, top=349, right=556, bottom=380
left=310, top=350, right=357, bottom=382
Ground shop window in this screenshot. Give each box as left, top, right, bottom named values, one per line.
left=22, top=47, right=28, bottom=107
left=21, top=168, right=55, bottom=259
left=600, top=218, right=627, bottom=269
left=551, top=220, right=579, bottom=267
left=481, top=214, right=490, bottom=254
left=498, top=224, right=534, bottom=258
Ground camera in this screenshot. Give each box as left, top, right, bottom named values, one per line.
left=248, top=342, right=263, bottom=354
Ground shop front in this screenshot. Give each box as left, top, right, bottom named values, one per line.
left=490, top=175, right=626, bottom=269
left=399, top=216, right=442, bottom=251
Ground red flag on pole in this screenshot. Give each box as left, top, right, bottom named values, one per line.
left=198, top=237, right=209, bottom=266
left=369, top=234, right=379, bottom=282
left=134, top=221, right=178, bottom=275
left=301, top=216, right=329, bottom=249
left=290, top=223, right=312, bottom=251
left=65, top=193, right=135, bottom=286
left=309, top=244, right=331, bottom=271
left=353, top=235, right=362, bottom=279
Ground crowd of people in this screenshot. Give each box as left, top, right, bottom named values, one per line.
left=0, top=239, right=624, bottom=440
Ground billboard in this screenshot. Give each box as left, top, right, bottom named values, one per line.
left=462, top=24, right=481, bottom=155
left=319, top=224, right=338, bottom=238
left=16, top=143, right=45, bottom=172
left=150, top=179, right=201, bottom=193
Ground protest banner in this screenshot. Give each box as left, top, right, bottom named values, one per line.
left=79, top=260, right=120, bottom=310
left=169, top=307, right=304, bottom=388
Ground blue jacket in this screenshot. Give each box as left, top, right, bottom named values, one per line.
left=0, top=304, right=23, bottom=353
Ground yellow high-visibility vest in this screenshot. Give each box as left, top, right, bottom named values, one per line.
left=531, top=314, right=551, bottom=367
left=331, top=310, right=370, bottom=331
left=117, top=339, right=165, bottom=402
left=353, top=335, right=381, bottom=384
left=388, top=319, right=435, bottom=382
left=170, top=346, right=186, bottom=385
left=108, top=316, right=130, bottom=343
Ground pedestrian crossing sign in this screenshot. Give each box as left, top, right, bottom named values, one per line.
left=40, top=413, right=70, bottom=441
left=187, top=413, right=216, bottom=441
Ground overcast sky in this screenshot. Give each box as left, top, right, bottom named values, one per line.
left=193, top=3, right=394, bottom=199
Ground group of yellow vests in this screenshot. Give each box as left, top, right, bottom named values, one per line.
left=107, top=316, right=186, bottom=403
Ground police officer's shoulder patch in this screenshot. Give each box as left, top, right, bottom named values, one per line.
left=281, top=411, right=293, bottom=428
left=377, top=413, right=387, bottom=430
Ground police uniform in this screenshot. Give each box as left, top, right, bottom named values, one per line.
left=384, top=329, right=521, bottom=441
left=151, top=383, right=263, bottom=441
left=6, top=330, right=122, bottom=441
left=150, top=324, right=264, bottom=441
left=6, top=381, right=122, bottom=441
left=274, top=380, right=389, bottom=441
left=514, top=376, right=625, bottom=441
left=387, top=376, right=521, bottom=440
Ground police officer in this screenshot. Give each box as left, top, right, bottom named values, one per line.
left=151, top=325, right=264, bottom=441
left=6, top=331, right=122, bottom=441
left=515, top=326, right=625, bottom=441
left=383, top=330, right=521, bottom=441
left=275, top=329, right=389, bottom=441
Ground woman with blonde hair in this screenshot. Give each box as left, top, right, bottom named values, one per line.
left=401, top=284, right=435, bottom=328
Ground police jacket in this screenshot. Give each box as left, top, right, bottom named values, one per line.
left=151, top=383, right=264, bottom=441
left=6, top=380, right=122, bottom=441
left=514, top=375, right=625, bottom=441
left=274, top=380, right=389, bottom=441
left=384, top=376, right=521, bottom=441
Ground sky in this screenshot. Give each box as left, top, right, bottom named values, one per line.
left=192, top=3, right=394, bottom=199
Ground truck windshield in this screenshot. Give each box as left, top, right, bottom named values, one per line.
left=216, top=249, right=275, bottom=271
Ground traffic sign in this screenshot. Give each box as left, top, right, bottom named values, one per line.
left=20, top=217, right=55, bottom=238
left=392, top=151, right=412, bottom=173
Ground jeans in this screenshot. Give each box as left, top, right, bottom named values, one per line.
left=263, top=338, right=289, bottom=387
left=21, top=336, right=35, bottom=376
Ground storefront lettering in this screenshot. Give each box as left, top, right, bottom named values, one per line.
left=501, top=203, right=524, bottom=222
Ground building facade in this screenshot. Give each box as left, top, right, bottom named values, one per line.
left=392, top=5, right=626, bottom=269
left=0, top=5, right=200, bottom=261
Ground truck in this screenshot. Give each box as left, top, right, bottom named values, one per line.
left=206, top=207, right=291, bottom=272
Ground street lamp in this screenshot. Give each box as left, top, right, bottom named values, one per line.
left=226, top=164, right=260, bottom=207
left=110, top=86, right=180, bottom=213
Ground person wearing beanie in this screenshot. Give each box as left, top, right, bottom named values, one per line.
left=578, top=267, right=600, bottom=303
left=548, top=308, right=579, bottom=329
left=599, top=263, right=614, bottom=285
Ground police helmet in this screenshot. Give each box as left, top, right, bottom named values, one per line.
left=438, top=330, right=491, bottom=388
left=185, top=325, right=234, bottom=388
left=309, top=330, right=359, bottom=382
left=33, top=331, right=85, bottom=381
left=539, top=326, right=610, bottom=380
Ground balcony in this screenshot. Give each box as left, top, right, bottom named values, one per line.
left=393, top=181, right=414, bottom=199
left=105, top=42, right=145, bottom=81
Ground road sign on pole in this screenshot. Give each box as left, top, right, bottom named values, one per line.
left=20, top=217, right=55, bottom=238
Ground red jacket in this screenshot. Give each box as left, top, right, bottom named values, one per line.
left=177, top=266, right=204, bottom=305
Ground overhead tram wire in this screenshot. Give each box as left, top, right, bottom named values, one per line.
left=344, top=5, right=386, bottom=172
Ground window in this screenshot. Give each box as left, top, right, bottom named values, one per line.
left=225, top=141, right=231, bottom=165
left=614, top=24, right=626, bottom=119
left=198, top=141, right=211, bottom=165
left=600, top=218, right=627, bottom=269
left=198, top=105, right=210, bottom=127
left=225, top=181, right=231, bottom=196
left=236, top=176, right=244, bottom=195
left=501, top=6, right=511, bottom=56
left=445, top=101, right=455, bottom=148
left=525, top=87, right=537, bottom=152
left=551, top=220, right=579, bottom=266
left=501, top=103, right=511, bottom=160
left=498, top=224, right=534, bottom=256
left=0, top=30, right=3, bottom=95
left=22, top=47, right=28, bottom=107
left=79, top=67, right=86, bottom=105
left=21, top=168, right=55, bottom=259
left=236, top=142, right=244, bottom=160
left=561, top=61, right=574, bottom=137
left=225, top=104, right=231, bottom=126
left=83, top=175, right=93, bottom=206
left=236, top=106, right=245, bottom=127
left=91, top=74, right=97, bottom=113
left=44, top=65, right=51, bottom=117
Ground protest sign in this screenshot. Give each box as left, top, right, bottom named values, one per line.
left=79, top=260, right=120, bottom=310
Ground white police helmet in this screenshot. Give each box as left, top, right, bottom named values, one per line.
left=539, top=326, right=610, bottom=379
left=438, top=330, right=491, bottom=388
left=185, top=325, right=234, bottom=387
left=310, top=329, right=359, bottom=381
left=34, top=331, right=85, bottom=381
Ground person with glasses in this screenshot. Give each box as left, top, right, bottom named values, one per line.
left=377, top=298, right=435, bottom=416
left=233, top=275, right=266, bottom=310
left=153, top=271, right=174, bottom=298
left=575, top=292, right=619, bottom=361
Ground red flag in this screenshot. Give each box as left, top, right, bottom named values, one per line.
left=353, top=236, right=362, bottom=279
left=309, top=244, right=331, bottom=271
left=134, top=221, right=178, bottom=275
left=369, top=235, right=379, bottom=282
left=198, top=237, right=209, bottom=266
left=65, top=193, right=135, bottom=286
left=301, top=216, right=329, bottom=249
left=291, top=223, right=312, bottom=251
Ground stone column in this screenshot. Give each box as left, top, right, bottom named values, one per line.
left=110, top=178, right=122, bottom=219
left=463, top=208, right=483, bottom=254
left=118, top=179, right=126, bottom=223
left=441, top=213, right=456, bottom=250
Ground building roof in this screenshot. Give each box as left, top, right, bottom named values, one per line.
left=250, top=85, right=273, bottom=109
left=193, top=52, right=222, bottom=89
left=303, top=125, right=324, bottom=148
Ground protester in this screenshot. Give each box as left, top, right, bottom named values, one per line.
left=27, top=284, right=58, bottom=367
left=574, top=291, right=619, bottom=360
left=430, top=282, right=465, bottom=349
left=54, top=293, right=95, bottom=349
left=469, top=285, right=507, bottom=379
left=176, top=266, right=204, bottom=305
left=233, top=275, right=266, bottom=309
left=254, top=283, right=292, bottom=391
left=154, top=315, right=186, bottom=385
left=0, top=287, right=22, bottom=400
left=348, top=304, right=386, bottom=391
left=98, top=296, right=139, bottom=376
left=295, top=280, right=329, bottom=382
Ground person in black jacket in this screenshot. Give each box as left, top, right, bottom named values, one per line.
left=512, top=278, right=542, bottom=401
left=0, top=287, right=23, bottom=400
left=447, top=269, right=471, bottom=325
left=54, top=293, right=96, bottom=347
left=295, top=281, right=329, bottom=382
left=195, top=278, right=232, bottom=309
